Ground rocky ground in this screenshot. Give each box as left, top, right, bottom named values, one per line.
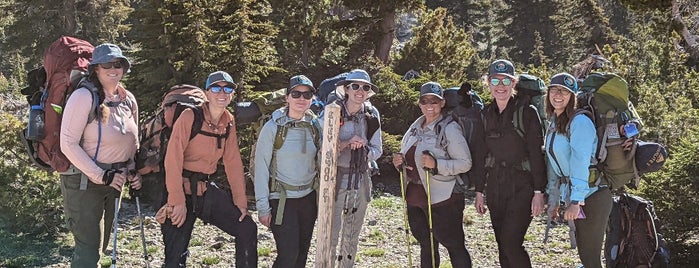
left=23, top=175, right=583, bottom=268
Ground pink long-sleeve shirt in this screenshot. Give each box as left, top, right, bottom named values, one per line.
left=60, top=85, right=138, bottom=183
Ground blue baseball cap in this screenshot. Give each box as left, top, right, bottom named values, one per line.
left=420, top=82, right=444, bottom=99
left=90, top=43, right=131, bottom=73
left=548, top=72, right=578, bottom=94
left=205, top=71, right=236, bottom=89
left=488, top=59, right=516, bottom=78
left=288, top=75, right=315, bottom=94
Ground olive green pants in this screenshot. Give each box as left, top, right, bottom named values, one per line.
left=60, top=173, right=119, bottom=268
left=575, top=187, right=613, bottom=268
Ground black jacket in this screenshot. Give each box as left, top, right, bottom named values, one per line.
left=478, top=96, right=546, bottom=193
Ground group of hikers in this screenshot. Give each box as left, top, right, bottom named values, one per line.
left=58, top=42, right=634, bottom=268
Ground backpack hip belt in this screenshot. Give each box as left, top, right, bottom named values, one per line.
left=75, top=160, right=130, bottom=191
left=485, top=156, right=531, bottom=171
left=271, top=178, right=318, bottom=226
left=182, top=169, right=211, bottom=213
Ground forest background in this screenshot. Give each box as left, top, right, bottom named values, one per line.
left=0, top=0, right=697, bottom=267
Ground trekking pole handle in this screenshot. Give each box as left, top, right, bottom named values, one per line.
left=422, top=150, right=436, bottom=171
left=127, top=170, right=141, bottom=197
left=392, top=152, right=406, bottom=171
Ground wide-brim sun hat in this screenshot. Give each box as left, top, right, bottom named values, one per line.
left=335, top=69, right=378, bottom=98
left=548, top=72, right=579, bottom=94
left=90, top=43, right=131, bottom=74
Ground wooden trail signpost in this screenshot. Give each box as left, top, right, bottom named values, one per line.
left=315, top=102, right=341, bottom=267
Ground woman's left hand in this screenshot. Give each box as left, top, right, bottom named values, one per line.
left=564, top=204, right=581, bottom=221
left=531, top=192, right=545, bottom=217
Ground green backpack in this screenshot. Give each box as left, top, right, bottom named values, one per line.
left=512, top=73, right=547, bottom=139
left=576, top=72, right=643, bottom=190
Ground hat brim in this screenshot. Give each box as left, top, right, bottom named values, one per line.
left=335, top=80, right=377, bottom=99
left=547, top=84, right=575, bottom=93
left=419, top=93, right=444, bottom=100
left=289, top=84, right=316, bottom=93
left=336, top=79, right=379, bottom=93
left=207, top=79, right=237, bottom=88
left=489, top=73, right=517, bottom=79
left=90, top=56, right=131, bottom=74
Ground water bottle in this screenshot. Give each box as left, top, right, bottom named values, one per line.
left=26, top=105, right=45, bottom=140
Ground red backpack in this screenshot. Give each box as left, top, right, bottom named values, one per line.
left=19, top=36, right=95, bottom=172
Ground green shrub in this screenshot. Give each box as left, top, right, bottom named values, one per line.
left=0, top=112, right=63, bottom=235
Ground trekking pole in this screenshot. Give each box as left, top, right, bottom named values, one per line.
left=131, top=184, right=151, bottom=268
left=422, top=150, right=437, bottom=268
left=111, top=182, right=125, bottom=268
left=394, top=153, right=413, bottom=268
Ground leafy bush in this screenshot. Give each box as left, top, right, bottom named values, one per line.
left=0, top=112, right=63, bottom=234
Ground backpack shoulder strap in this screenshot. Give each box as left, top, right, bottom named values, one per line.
left=435, top=114, right=454, bottom=152
left=364, top=104, right=381, bottom=139
left=512, top=104, right=528, bottom=140
left=188, top=107, right=205, bottom=141
left=76, top=79, right=101, bottom=124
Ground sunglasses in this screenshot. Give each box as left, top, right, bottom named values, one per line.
left=99, top=61, right=124, bottom=69
left=490, top=77, right=513, bottom=86
left=419, top=97, right=442, bottom=105
left=348, top=83, right=372, bottom=92
left=209, top=85, right=236, bottom=94
left=290, top=90, right=314, bottom=100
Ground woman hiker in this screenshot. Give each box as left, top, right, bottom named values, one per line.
left=474, top=59, right=546, bottom=268
left=392, top=81, right=473, bottom=268
left=60, top=43, right=141, bottom=267
left=158, top=71, right=257, bottom=267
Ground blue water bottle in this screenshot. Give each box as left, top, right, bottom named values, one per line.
left=26, top=105, right=45, bottom=140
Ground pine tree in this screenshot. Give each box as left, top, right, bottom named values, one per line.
left=495, top=0, right=557, bottom=66
left=1, top=0, right=131, bottom=83
left=393, top=8, right=475, bottom=82
left=127, top=0, right=281, bottom=109
left=548, top=0, right=616, bottom=66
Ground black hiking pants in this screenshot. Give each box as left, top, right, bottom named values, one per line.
left=486, top=168, right=534, bottom=268
left=575, top=187, right=613, bottom=268
left=160, top=182, right=257, bottom=267
left=269, top=190, right=318, bottom=268
left=407, top=193, right=472, bottom=268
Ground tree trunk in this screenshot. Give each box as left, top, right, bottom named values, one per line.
left=61, top=0, right=77, bottom=34
left=671, top=0, right=699, bottom=66
left=374, top=9, right=396, bottom=64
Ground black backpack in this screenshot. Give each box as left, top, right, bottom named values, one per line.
left=440, top=82, right=485, bottom=190
left=605, top=193, right=671, bottom=268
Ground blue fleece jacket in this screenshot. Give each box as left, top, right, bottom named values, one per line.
left=545, top=113, right=598, bottom=202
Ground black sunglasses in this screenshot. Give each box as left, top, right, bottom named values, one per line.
left=99, top=61, right=124, bottom=69
left=348, top=83, right=372, bottom=92
left=289, top=90, right=314, bottom=100
left=209, top=85, right=236, bottom=94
